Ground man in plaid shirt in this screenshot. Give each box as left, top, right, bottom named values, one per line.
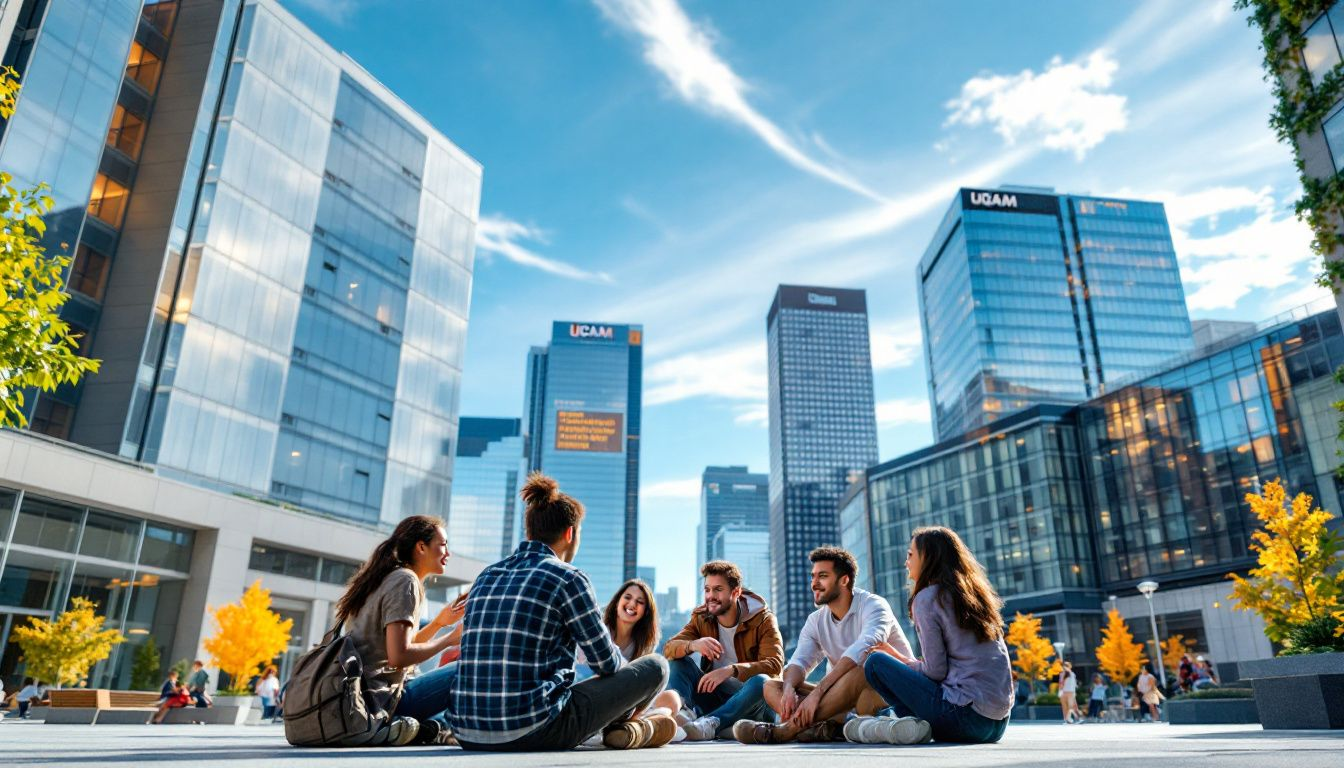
left=450, top=474, right=671, bottom=751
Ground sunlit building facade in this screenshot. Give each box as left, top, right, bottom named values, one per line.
left=699, top=465, right=768, bottom=592
left=448, top=417, right=525, bottom=563
left=767, top=285, right=878, bottom=640
left=919, top=187, right=1192, bottom=442
left=525, top=322, right=643, bottom=603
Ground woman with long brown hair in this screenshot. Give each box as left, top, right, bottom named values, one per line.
left=336, top=514, right=467, bottom=746
left=577, top=580, right=683, bottom=718
left=847, top=526, right=1013, bottom=745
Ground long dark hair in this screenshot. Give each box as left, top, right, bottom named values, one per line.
left=909, top=526, right=1004, bottom=643
left=336, top=515, right=444, bottom=622
left=602, top=579, right=659, bottom=659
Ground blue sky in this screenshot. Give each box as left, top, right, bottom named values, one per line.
left=282, top=0, right=1330, bottom=608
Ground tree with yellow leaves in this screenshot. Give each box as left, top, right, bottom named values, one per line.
left=1161, top=634, right=1192, bottom=681
left=1006, top=612, right=1060, bottom=699
left=1228, top=479, right=1344, bottom=644
left=11, top=597, right=125, bottom=688
left=1095, top=608, right=1147, bottom=684
left=203, top=581, right=292, bottom=693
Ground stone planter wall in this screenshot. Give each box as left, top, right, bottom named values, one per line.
left=1238, top=652, right=1344, bottom=730
left=1166, top=697, right=1259, bottom=725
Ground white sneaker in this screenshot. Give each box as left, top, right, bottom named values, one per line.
left=847, top=715, right=931, bottom=745
left=682, top=715, right=720, bottom=741
left=886, top=716, right=932, bottom=745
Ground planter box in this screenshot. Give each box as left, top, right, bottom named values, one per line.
left=162, top=695, right=254, bottom=725
left=1009, top=704, right=1065, bottom=721
left=1166, top=698, right=1259, bottom=725
left=1238, top=652, right=1344, bottom=730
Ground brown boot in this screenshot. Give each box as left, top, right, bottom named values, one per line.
left=603, top=718, right=652, bottom=749
left=795, top=719, right=844, bottom=743
left=643, top=714, right=678, bottom=748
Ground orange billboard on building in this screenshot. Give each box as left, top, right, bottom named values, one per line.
left=555, top=410, right=624, bottom=453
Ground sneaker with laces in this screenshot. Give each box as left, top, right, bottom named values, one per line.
left=410, top=719, right=457, bottom=746
left=384, top=716, right=421, bottom=747
left=682, top=715, right=720, bottom=741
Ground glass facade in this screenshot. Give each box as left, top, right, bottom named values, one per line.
left=525, top=322, right=642, bottom=602
left=864, top=308, right=1344, bottom=668
left=709, top=524, right=771, bottom=604
left=837, top=479, right=872, bottom=592
left=698, top=465, right=768, bottom=590
left=132, top=0, right=479, bottom=525
left=0, top=486, right=193, bottom=691
left=766, top=286, right=878, bottom=639
left=919, top=188, right=1192, bottom=442
left=448, top=417, right=526, bottom=563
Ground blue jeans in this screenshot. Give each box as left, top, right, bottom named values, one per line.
left=397, top=662, right=457, bottom=726
left=667, top=657, right=774, bottom=736
left=863, top=653, right=1007, bottom=744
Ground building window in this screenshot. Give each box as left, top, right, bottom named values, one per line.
left=87, top=174, right=130, bottom=228
left=69, top=244, right=111, bottom=301
left=1304, top=14, right=1342, bottom=87
left=29, top=399, right=74, bottom=440
left=141, top=0, right=178, bottom=35
left=1324, top=105, right=1344, bottom=173
left=249, top=544, right=318, bottom=581
left=125, top=41, right=162, bottom=94
left=106, top=105, right=146, bottom=159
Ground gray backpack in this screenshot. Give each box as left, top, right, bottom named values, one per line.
left=282, top=622, right=405, bottom=746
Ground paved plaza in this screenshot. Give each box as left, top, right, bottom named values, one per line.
left=1, top=721, right=1341, bottom=767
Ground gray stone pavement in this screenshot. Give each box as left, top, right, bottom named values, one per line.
left=1, top=720, right=1342, bottom=767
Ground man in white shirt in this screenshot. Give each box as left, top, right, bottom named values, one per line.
left=734, top=546, right=913, bottom=744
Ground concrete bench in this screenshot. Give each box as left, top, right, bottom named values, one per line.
left=45, top=689, right=158, bottom=725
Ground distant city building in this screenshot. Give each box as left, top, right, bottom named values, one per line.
left=710, top=524, right=771, bottom=604
left=524, top=321, right=643, bottom=602
left=0, top=0, right=484, bottom=693
left=767, top=285, right=879, bottom=639
left=865, top=304, right=1343, bottom=675
left=1191, top=319, right=1257, bottom=350
left=449, top=418, right=525, bottom=563
left=1273, top=4, right=1344, bottom=325
left=699, top=466, right=768, bottom=591
left=637, top=566, right=656, bottom=593
left=837, top=477, right=873, bottom=592
left=919, top=187, right=1192, bottom=442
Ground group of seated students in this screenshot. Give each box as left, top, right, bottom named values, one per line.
left=334, top=472, right=1014, bottom=750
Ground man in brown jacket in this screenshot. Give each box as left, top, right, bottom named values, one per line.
left=663, top=560, right=784, bottom=740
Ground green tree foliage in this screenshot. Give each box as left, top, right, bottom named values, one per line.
left=130, top=636, right=163, bottom=691
left=11, top=597, right=125, bottom=688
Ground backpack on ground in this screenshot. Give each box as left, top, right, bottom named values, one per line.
left=282, top=621, right=405, bottom=746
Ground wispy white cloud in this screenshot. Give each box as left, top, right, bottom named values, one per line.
left=876, top=398, right=931, bottom=427
left=945, top=50, right=1128, bottom=160
left=1103, top=0, right=1233, bottom=78
left=287, top=0, right=361, bottom=24
left=644, top=342, right=765, bottom=406
left=592, top=0, right=882, bottom=201
left=642, top=477, right=702, bottom=499
left=733, top=403, right=770, bottom=427
left=475, top=215, right=614, bottom=284
left=870, top=319, right=923, bottom=370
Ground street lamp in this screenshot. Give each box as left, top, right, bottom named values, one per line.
left=1137, top=580, right=1166, bottom=688
left=1052, top=641, right=1066, bottom=669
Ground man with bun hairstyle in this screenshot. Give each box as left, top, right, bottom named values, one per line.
left=450, top=473, right=675, bottom=751
left=663, top=559, right=783, bottom=740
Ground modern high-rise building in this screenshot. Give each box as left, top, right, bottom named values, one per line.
left=919, top=187, right=1192, bottom=442
left=448, top=418, right=525, bottom=563
left=0, top=0, right=485, bottom=692
left=837, top=477, right=872, bottom=592
left=698, top=465, right=768, bottom=590
left=766, top=285, right=879, bottom=639
left=864, top=301, right=1343, bottom=676
left=636, top=565, right=656, bottom=593
left=709, top=524, right=771, bottom=604
left=524, top=321, right=643, bottom=602
left=0, top=0, right=480, bottom=527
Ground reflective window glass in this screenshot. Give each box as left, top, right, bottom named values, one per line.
left=139, top=524, right=194, bottom=572
left=78, top=511, right=141, bottom=562
left=125, top=41, right=162, bottom=93
left=11, top=496, right=83, bottom=551
left=106, top=104, right=146, bottom=159
left=88, top=173, right=130, bottom=228
left=1325, top=106, right=1344, bottom=173
left=29, top=398, right=74, bottom=440
left=0, top=548, right=74, bottom=612
left=0, top=488, right=16, bottom=543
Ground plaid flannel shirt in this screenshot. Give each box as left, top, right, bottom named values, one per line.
left=447, top=539, right=624, bottom=744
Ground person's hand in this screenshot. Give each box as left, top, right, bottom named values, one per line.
left=690, top=637, right=724, bottom=661
left=790, top=690, right=820, bottom=729
left=870, top=641, right=916, bottom=665
left=439, top=646, right=461, bottom=665
left=697, top=666, right=735, bottom=694
left=433, top=591, right=469, bottom=628
left=446, top=622, right=463, bottom=644
left=778, top=685, right=800, bottom=721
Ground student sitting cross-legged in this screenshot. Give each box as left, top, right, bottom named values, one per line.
left=662, top=560, right=783, bottom=740
left=734, top=546, right=914, bottom=744
left=449, top=473, right=676, bottom=752
left=852, top=526, right=1013, bottom=745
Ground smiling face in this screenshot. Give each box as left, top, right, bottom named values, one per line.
left=615, top=585, right=647, bottom=626
left=413, top=526, right=450, bottom=576
left=810, top=560, right=846, bottom=606
left=703, top=573, right=742, bottom=617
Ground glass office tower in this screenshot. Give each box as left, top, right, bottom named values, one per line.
left=525, top=322, right=642, bottom=602
left=709, top=525, right=771, bottom=604
left=0, top=0, right=481, bottom=525
left=698, top=465, right=768, bottom=591
left=448, top=418, right=525, bottom=563
left=767, top=285, right=878, bottom=639
left=919, top=187, right=1192, bottom=442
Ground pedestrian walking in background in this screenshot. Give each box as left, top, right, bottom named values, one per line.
left=1058, top=662, right=1081, bottom=724
left=1136, top=666, right=1162, bottom=721
left=1087, top=674, right=1107, bottom=721
left=255, top=665, right=280, bottom=721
